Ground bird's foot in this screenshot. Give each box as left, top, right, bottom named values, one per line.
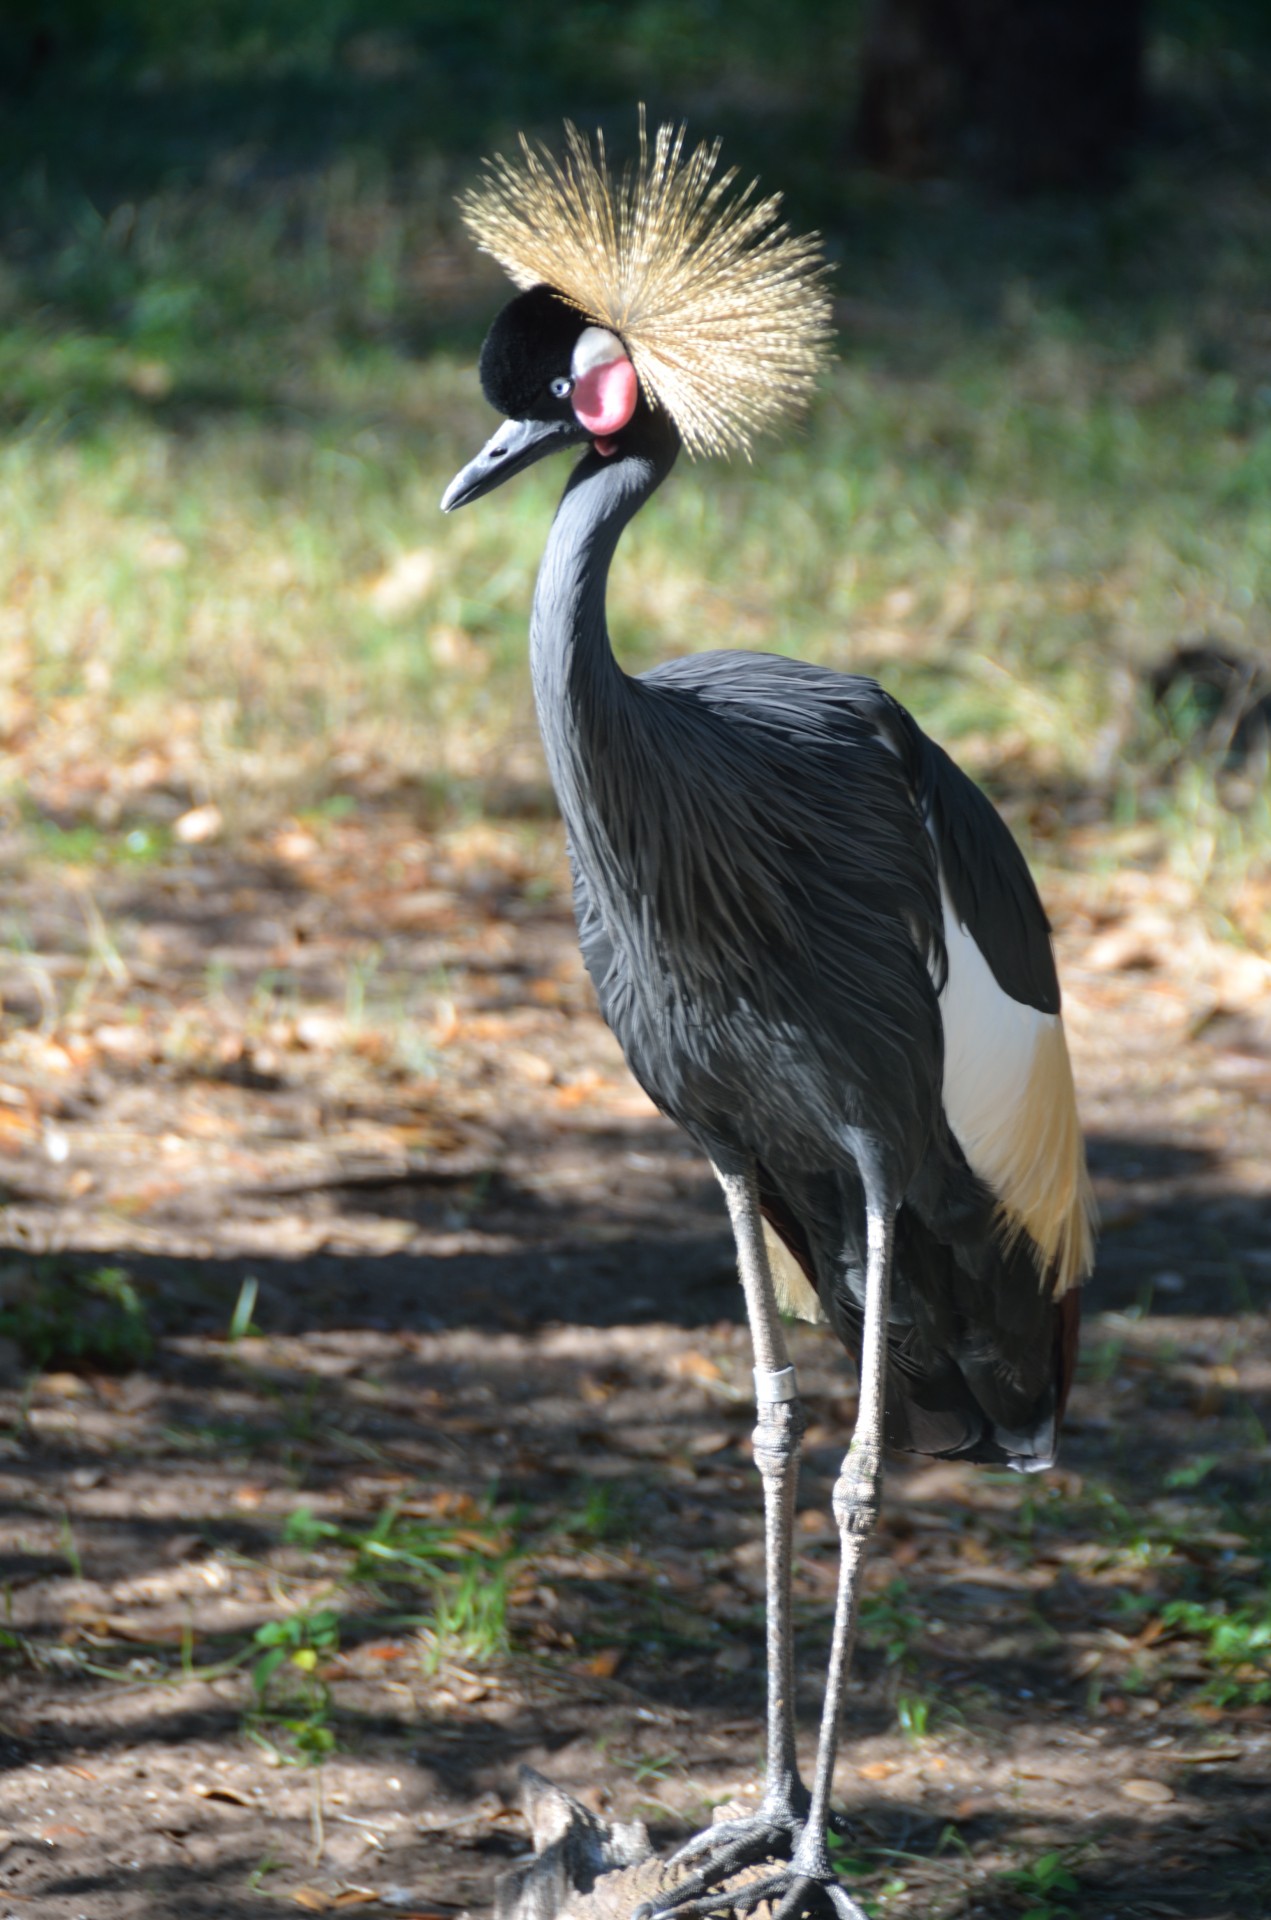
left=637, top=1862, right=867, bottom=1920
left=635, top=1804, right=865, bottom=1920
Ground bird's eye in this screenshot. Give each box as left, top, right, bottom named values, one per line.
left=550, top=376, right=573, bottom=399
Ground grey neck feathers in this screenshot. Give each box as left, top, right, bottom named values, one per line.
left=528, top=424, right=803, bottom=1005
left=529, top=430, right=676, bottom=890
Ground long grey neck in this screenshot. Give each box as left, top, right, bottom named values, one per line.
left=529, top=427, right=678, bottom=869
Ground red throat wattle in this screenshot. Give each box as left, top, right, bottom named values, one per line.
left=572, top=356, right=638, bottom=446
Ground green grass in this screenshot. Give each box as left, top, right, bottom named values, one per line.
left=974, top=1428, right=1271, bottom=1713
left=999, top=1850, right=1081, bottom=1920
left=0, top=6, right=1269, bottom=938
left=859, top=1578, right=925, bottom=1670
left=282, top=1498, right=519, bottom=1667
left=0, top=1261, right=153, bottom=1371
left=1159, top=1598, right=1271, bottom=1706
left=247, top=1603, right=342, bottom=1765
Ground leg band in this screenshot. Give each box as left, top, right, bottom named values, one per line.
left=754, top=1364, right=799, bottom=1405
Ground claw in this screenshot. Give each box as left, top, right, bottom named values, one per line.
left=649, top=1869, right=788, bottom=1920
left=656, top=1827, right=788, bottom=1912
left=648, top=1868, right=868, bottom=1920
left=823, top=1888, right=870, bottom=1920
left=645, top=1808, right=866, bottom=1920
left=666, top=1815, right=789, bottom=1877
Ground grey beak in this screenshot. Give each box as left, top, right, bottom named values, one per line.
left=441, top=414, right=587, bottom=512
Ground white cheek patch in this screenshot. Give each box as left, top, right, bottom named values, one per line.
left=571, top=326, right=626, bottom=376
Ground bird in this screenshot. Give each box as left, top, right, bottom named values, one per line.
left=441, top=114, right=1095, bottom=1920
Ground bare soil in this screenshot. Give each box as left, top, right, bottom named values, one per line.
left=1, top=807, right=1269, bottom=1919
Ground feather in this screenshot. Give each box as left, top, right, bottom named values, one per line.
left=457, top=108, right=833, bottom=458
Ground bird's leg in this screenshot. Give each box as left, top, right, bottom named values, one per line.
left=654, top=1163, right=809, bottom=1895
left=720, top=1163, right=805, bottom=1821
left=784, top=1184, right=892, bottom=1900
left=649, top=1159, right=895, bottom=1920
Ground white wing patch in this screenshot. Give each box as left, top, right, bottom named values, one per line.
left=938, top=879, right=1049, bottom=1176
left=936, top=876, right=1094, bottom=1296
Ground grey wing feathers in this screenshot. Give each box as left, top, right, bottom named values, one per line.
left=642, top=651, right=1055, bottom=1013
left=886, top=707, right=1060, bottom=1017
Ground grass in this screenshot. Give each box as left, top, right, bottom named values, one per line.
left=859, top=1578, right=925, bottom=1671
left=0, top=1260, right=153, bottom=1370
left=1159, top=1598, right=1271, bottom=1706
left=998, top=1851, right=1081, bottom=1920
left=247, top=1604, right=342, bottom=1765
left=282, top=1497, right=519, bottom=1668
left=0, top=7, right=1269, bottom=941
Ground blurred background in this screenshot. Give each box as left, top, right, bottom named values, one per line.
left=1, top=0, right=1268, bottom=895
left=1, top=7, right=1270, bottom=1918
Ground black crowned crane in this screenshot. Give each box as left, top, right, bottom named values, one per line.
left=442, top=118, right=1095, bottom=1920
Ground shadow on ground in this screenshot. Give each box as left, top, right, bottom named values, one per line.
left=2, top=1108, right=1269, bottom=1914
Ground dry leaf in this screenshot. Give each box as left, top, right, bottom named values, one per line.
left=583, top=1647, right=624, bottom=1679
left=713, top=1643, right=752, bottom=1673
left=40, top=1372, right=92, bottom=1399
left=365, top=548, right=437, bottom=618
left=276, top=826, right=320, bottom=863
left=508, top=1047, right=554, bottom=1085
left=552, top=1079, right=601, bottom=1108
left=93, top=1023, right=151, bottom=1059
left=450, top=1527, right=512, bottom=1557
left=193, top=1784, right=253, bottom=1806
left=295, top=1011, right=347, bottom=1051
left=0, top=1107, right=36, bottom=1147
left=429, top=625, right=488, bottom=676
left=399, top=1490, right=481, bottom=1521
left=97, top=1616, right=188, bottom=1645
left=673, top=1351, right=724, bottom=1385
left=111, top=1178, right=184, bottom=1215
left=1120, top=1778, right=1174, bottom=1804
left=431, top=1003, right=461, bottom=1047
left=1085, top=918, right=1170, bottom=973
left=174, top=803, right=223, bottom=845
left=528, top=977, right=566, bottom=1005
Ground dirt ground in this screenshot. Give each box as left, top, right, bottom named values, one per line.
left=1, top=806, right=1269, bottom=1919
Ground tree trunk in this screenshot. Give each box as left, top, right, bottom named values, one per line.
left=856, top=0, right=1147, bottom=190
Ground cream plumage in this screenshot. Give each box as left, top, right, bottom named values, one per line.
left=457, top=110, right=833, bottom=457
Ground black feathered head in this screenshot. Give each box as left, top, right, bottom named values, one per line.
left=458, top=110, right=833, bottom=459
